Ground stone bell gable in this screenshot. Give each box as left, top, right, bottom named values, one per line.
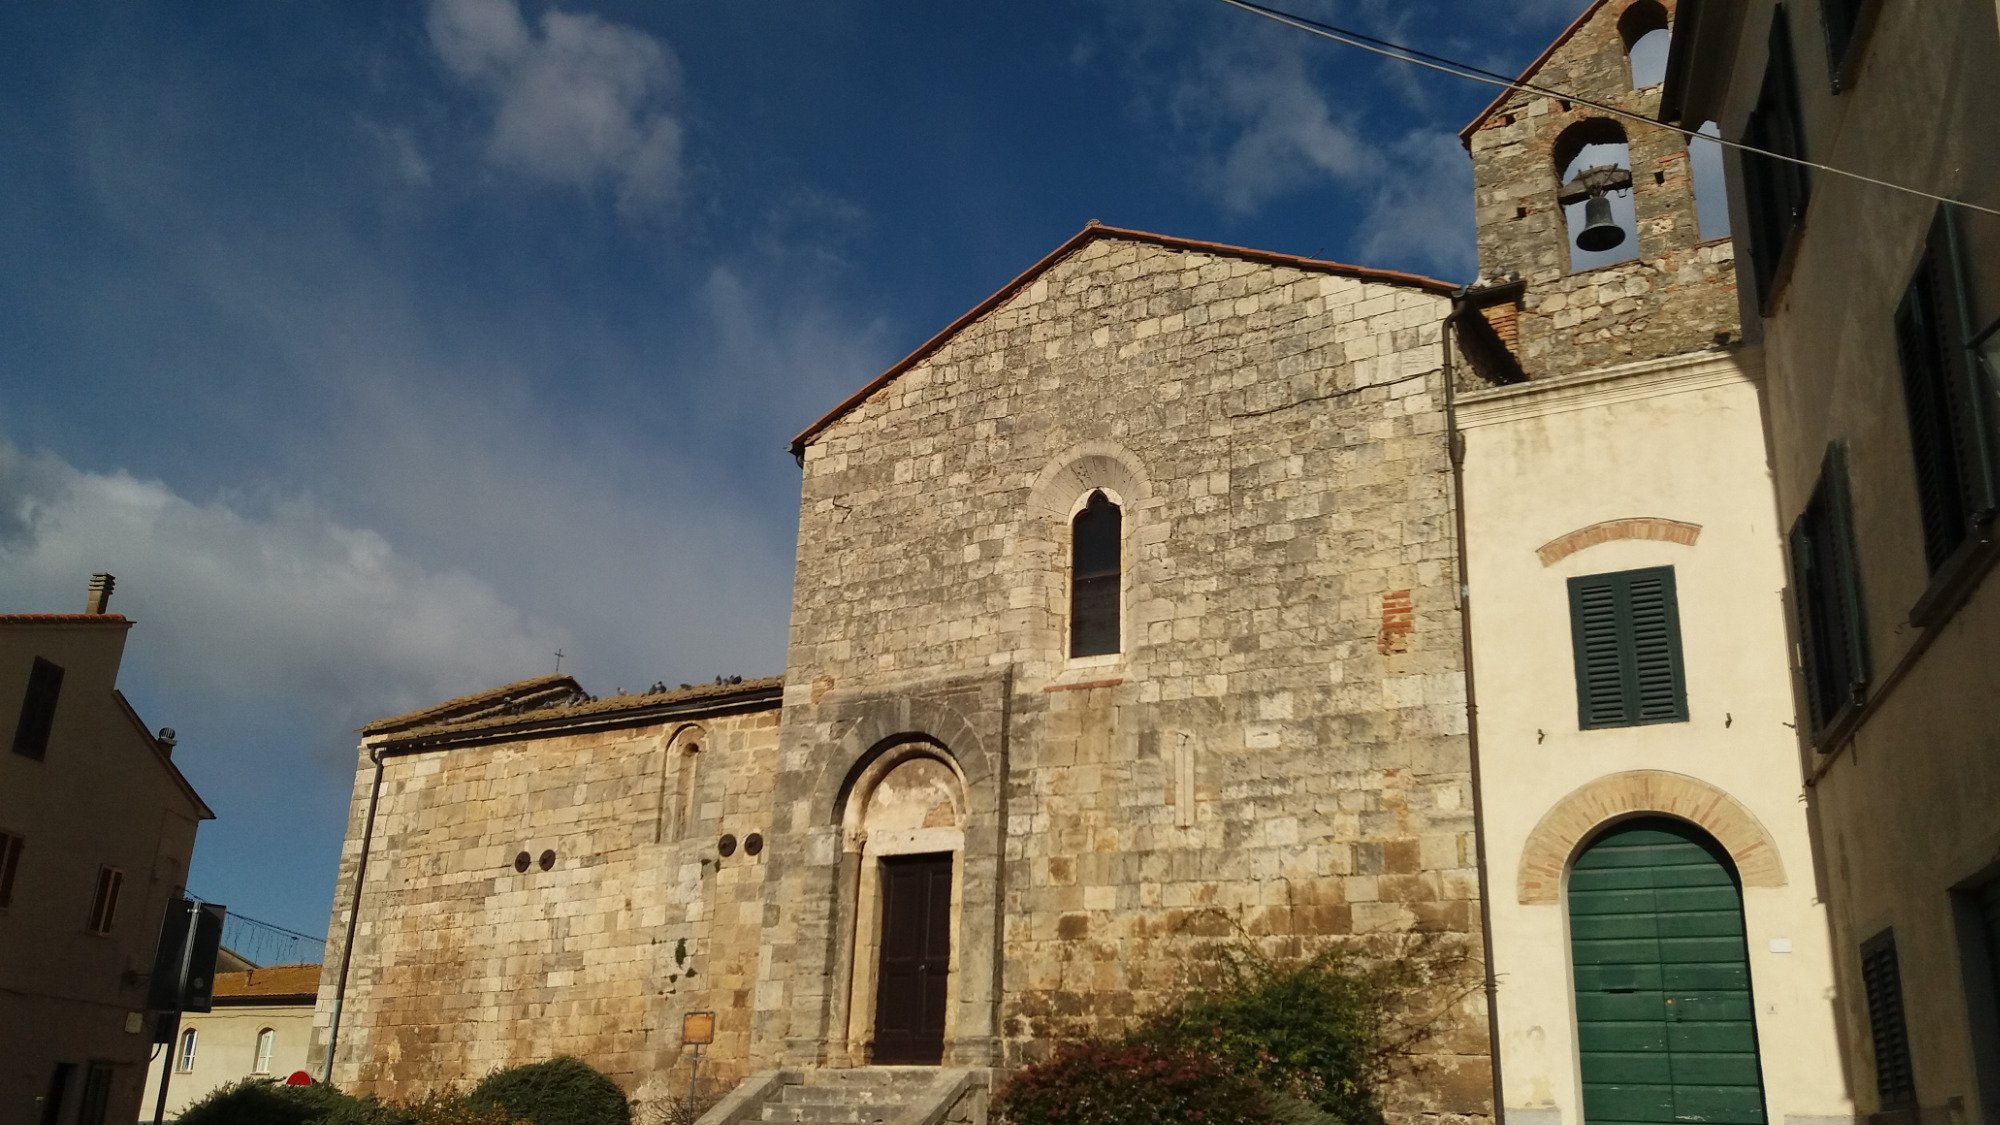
left=765, top=225, right=1495, bottom=1118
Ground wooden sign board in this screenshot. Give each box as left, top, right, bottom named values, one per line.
left=681, top=1011, right=715, bottom=1046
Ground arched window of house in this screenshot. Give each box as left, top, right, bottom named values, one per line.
left=677, top=740, right=701, bottom=838
left=1689, top=121, right=1732, bottom=240
left=1620, top=1, right=1672, bottom=89
left=177, top=1028, right=198, bottom=1072
left=1070, top=490, right=1122, bottom=658
left=1554, top=119, right=1639, bottom=271
left=254, top=1028, right=276, bottom=1074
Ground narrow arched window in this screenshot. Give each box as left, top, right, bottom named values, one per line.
left=254, top=1028, right=276, bottom=1074
left=1070, top=491, right=1121, bottom=657
left=1620, top=1, right=1672, bottom=89
left=676, top=742, right=701, bottom=838
left=177, top=1028, right=198, bottom=1072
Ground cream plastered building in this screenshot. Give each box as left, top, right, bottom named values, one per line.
left=0, top=576, right=212, bottom=1125
left=1454, top=2, right=1850, bottom=1123
left=143, top=964, right=319, bottom=1117
left=1664, top=0, right=2000, bottom=1119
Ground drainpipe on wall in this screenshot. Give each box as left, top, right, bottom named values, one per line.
left=1441, top=297, right=1507, bottom=1121
left=322, top=744, right=389, bottom=1082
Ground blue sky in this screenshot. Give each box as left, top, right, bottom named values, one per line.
left=0, top=0, right=1596, bottom=944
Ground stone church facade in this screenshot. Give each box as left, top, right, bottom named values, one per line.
left=312, top=228, right=1493, bottom=1122
left=312, top=4, right=1860, bottom=1123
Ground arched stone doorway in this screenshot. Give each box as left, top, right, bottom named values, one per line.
left=837, top=748, right=967, bottom=1065
left=1569, top=818, right=1768, bottom=1125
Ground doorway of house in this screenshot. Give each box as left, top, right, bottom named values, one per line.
left=872, top=852, right=952, bottom=1064
left=1570, top=818, right=1767, bottom=1124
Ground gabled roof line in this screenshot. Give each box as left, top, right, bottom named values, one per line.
left=787, top=222, right=1457, bottom=459
left=113, top=689, right=214, bottom=821
left=1458, top=0, right=1614, bottom=147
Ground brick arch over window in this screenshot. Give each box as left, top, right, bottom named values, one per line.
left=1517, top=770, right=1786, bottom=904
left=1536, top=517, right=1701, bottom=566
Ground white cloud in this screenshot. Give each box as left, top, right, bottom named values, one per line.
left=0, top=442, right=560, bottom=745
left=1354, top=130, right=1477, bottom=281
left=426, top=0, right=685, bottom=216
left=1170, top=39, right=1385, bottom=214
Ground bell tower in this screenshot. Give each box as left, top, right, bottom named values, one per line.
left=1457, top=0, right=1739, bottom=383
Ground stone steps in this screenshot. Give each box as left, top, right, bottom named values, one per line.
left=701, top=1067, right=984, bottom=1125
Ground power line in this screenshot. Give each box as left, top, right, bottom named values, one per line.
left=187, top=892, right=328, bottom=947
left=1213, top=0, right=2000, bottom=219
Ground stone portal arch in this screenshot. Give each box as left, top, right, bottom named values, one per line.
left=1517, top=770, right=1786, bottom=904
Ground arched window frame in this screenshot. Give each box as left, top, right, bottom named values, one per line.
left=177, top=1027, right=197, bottom=1072
left=1618, top=1, right=1672, bottom=89
left=1067, top=489, right=1124, bottom=660
left=254, top=1027, right=276, bottom=1074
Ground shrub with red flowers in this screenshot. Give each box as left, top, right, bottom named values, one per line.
left=993, top=1040, right=1274, bottom=1125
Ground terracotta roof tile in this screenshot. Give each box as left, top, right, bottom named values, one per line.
left=214, top=963, right=321, bottom=1001
left=385, top=675, right=784, bottom=742
left=0, top=614, right=131, bottom=625
left=362, top=673, right=584, bottom=735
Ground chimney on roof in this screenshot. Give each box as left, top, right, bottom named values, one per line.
left=157, top=728, right=177, bottom=757
left=86, top=573, right=115, bottom=614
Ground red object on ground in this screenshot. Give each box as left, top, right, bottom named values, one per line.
left=285, top=1071, right=313, bottom=1086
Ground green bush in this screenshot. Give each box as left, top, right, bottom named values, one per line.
left=995, top=1041, right=1272, bottom=1125
left=466, top=1057, right=631, bottom=1125
left=174, top=1078, right=377, bottom=1125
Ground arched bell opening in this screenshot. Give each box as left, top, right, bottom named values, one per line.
left=1554, top=118, right=1640, bottom=271
left=1620, top=1, right=1672, bottom=89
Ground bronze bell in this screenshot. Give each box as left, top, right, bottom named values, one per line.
left=1576, top=193, right=1627, bottom=252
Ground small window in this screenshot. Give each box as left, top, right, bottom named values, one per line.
left=11, top=657, right=64, bottom=760
left=1788, top=444, right=1870, bottom=740
left=1861, top=929, right=1916, bottom=1110
left=1567, top=566, right=1689, bottom=729
left=1741, top=5, right=1813, bottom=309
left=0, top=832, right=20, bottom=908
left=1896, top=207, right=1999, bottom=592
left=254, top=1028, right=276, bottom=1074
left=677, top=742, right=701, bottom=838
left=1069, top=490, right=1122, bottom=658
left=86, top=867, right=121, bottom=935
left=177, top=1028, right=198, bottom=1073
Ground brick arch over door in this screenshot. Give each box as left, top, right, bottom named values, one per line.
left=1517, top=770, right=1785, bottom=903
left=1536, top=516, right=1701, bottom=566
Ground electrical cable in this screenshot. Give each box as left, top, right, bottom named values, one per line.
left=186, top=893, right=328, bottom=946
left=1214, top=0, right=2000, bottom=218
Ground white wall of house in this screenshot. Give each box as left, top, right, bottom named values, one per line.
left=141, top=1003, right=315, bottom=1118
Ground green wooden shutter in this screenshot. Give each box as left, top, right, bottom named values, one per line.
left=1785, top=522, right=1826, bottom=731
left=1860, top=931, right=1916, bottom=1109
left=1898, top=249, right=1971, bottom=571
left=1570, top=567, right=1689, bottom=729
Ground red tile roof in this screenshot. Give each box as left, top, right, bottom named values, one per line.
left=0, top=614, right=130, bottom=625
left=787, top=223, right=1458, bottom=458
left=214, top=963, right=321, bottom=1002
left=362, top=673, right=585, bottom=735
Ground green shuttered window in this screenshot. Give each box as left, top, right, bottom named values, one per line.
left=1788, top=445, right=1870, bottom=740
left=1567, top=566, right=1688, bottom=730
left=1742, top=6, right=1811, bottom=309
left=1860, top=930, right=1916, bottom=1110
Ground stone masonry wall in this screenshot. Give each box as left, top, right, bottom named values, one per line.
left=311, top=702, right=780, bottom=1110
left=770, top=234, right=1492, bottom=1121
left=1467, top=0, right=1740, bottom=380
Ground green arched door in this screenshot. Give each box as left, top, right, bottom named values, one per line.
left=1569, top=819, right=1767, bottom=1124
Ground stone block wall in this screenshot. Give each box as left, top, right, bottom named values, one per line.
left=311, top=699, right=781, bottom=1109
left=774, top=233, right=1492, bottom=1121
left=1466, top=0, right=1740, bottom=380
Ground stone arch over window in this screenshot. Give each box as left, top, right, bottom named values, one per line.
left=1554, top=118, right=1639, bottom=271
left=1026, top=443, right=1154, bottom=663
left=1536, top=517, right=1702, bottom=566
left=657, top=723, right=707, bottom=842
left=1517, top=770, right=1786, bottom=904
left=1619, top=1, right=1672, bottom=89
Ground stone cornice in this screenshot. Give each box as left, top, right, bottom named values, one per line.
left=1454, top=346, right=1763, bottom=429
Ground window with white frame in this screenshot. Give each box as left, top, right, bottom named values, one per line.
left=177, top=1028, right=198, bottom=1072
left=255, top=1028, right=276, bottom=1074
